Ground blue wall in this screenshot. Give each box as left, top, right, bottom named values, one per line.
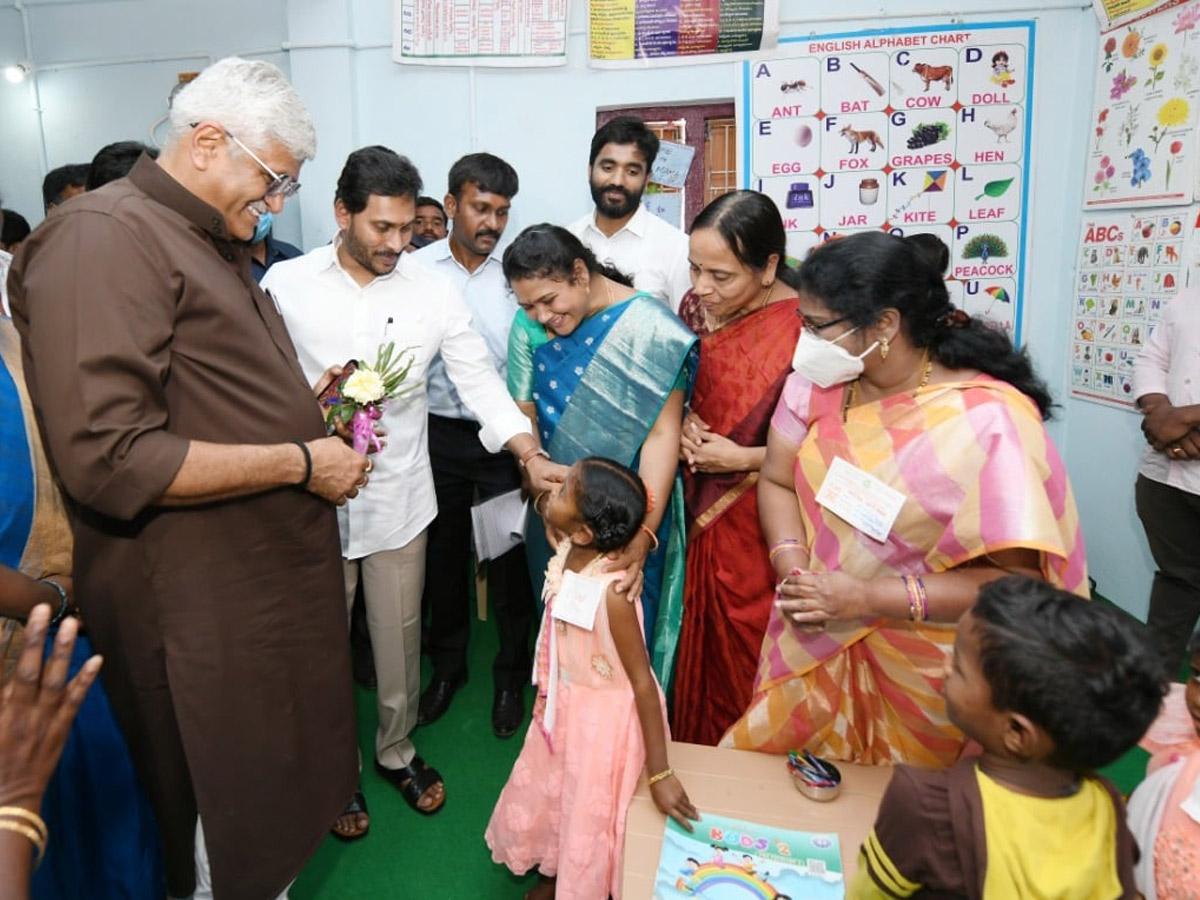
left=0, top=0, right=1154, bottom=615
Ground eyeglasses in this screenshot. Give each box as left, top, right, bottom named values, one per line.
left=799, top=313, right=851, bottom=337
left=225, top=130, right=301, bottom=199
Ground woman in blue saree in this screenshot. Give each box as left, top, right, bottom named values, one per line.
left=1, top=320, right=163, bottom=900
left=504, top=225, right=698, bottom=691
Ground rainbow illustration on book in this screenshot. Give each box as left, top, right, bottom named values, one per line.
left=654, top=812, right=843, bottom=899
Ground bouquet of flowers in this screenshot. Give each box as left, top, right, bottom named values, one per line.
left=322, top=341, right=420, bottom=454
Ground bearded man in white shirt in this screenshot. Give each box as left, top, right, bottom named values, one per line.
left=264, top=145, right=563, bottom=837
left=568, top=116, right=691, bottom=311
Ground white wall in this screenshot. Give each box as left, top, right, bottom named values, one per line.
left=0, top=0, right=296, bottom=234
left=0, top=0, right=1156, bottom=614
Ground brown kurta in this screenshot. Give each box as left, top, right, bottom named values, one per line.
left=9, top=155, right=357, bottom=900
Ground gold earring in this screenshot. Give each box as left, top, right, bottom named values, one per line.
left=880, top=337, right=890, bottom=360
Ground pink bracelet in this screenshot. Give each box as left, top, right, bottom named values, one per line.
left=639, top=524, right=660, bottom=552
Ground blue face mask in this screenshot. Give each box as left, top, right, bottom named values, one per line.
left=251, top=209, right=273, bottom=243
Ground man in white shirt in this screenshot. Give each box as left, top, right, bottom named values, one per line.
left=568, top=116, right=691, bottom=310
left=411, top=153, right=534, bottom=738
left=264, top=146, right=560, bottom=834
left=1134, top=288, right=1200, bottom=677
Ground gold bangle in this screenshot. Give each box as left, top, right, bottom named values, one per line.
left=0, top=807, right=47, bottom=842
left=0, top=819, right=46, bottom=867
left=647, top=767, right=674, bottom=786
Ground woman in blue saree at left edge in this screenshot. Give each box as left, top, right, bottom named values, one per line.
left=504, top=224, right=698, bottom=692
left=1, top=319, right=164, bottom=900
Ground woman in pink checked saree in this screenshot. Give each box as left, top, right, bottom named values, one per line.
left=722, top=232, right=1088, bottom=767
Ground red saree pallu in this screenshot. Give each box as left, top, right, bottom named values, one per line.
left=672, top=298, right=800, bottom=745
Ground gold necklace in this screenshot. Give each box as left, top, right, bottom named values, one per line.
left=843, top=348, right=933, bottom=420
left=703, top=280, right=774, bottom=333
left=916, top=348, right=933, bottom=389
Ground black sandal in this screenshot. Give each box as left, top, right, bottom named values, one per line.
left=375, top=756, right=445, bottom=815
left=330, top=788, right=369, bottom=842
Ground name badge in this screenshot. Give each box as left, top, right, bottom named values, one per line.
left=551, top=570, right=607, bottom=631
left=815, top=456, right=906, bottom=543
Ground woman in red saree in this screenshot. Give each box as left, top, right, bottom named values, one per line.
left=672, top=191, right=802, bottom=744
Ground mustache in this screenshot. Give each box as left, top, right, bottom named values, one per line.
left=475, top=229, right=501, bottom=241
left=602, top=187, right=633, bottom=200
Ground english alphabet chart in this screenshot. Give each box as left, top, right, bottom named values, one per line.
left=1070, top=210, right=1187, bottom=409
left=737, top=22, right=1034, bottom=337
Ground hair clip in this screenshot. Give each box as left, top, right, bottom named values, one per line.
left=939, top=307, right=970, bottom=328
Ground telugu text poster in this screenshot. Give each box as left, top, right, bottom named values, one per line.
left=590, top=0, right=780, bottom=68
left=394, top=0, right=568, bottom=66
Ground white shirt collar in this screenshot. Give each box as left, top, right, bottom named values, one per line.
left=588, top=203, right=649, bottom=239
left=323, top=234, right=415, bottom=285
left=428, top=235, right=504, bottom=276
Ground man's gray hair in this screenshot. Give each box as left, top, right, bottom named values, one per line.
left=166, top=57, right=317, bottom=162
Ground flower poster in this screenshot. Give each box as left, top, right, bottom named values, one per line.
left=653, top=812, right=844, bottom=899
left=1087, top=2, right=1200, bottom=208
left=736, top=22, right=1033, bottom=337
left=1070, top=210, right=1186, bottom=408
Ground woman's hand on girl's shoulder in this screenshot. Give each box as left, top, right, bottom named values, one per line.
left=603, top=530, right=651, bottom=596
left=650, top=774, right=699, bottom=831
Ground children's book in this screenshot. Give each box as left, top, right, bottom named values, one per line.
left=653, top=812, right=844, bottom=899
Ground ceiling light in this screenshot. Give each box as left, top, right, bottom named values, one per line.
left=4, top=62, right=32, bottom=84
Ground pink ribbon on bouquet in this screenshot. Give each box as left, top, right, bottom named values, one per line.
left=350, top=405, right=385, bottom=455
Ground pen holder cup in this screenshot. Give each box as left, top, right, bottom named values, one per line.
left=790, top=759, right=842, bottom=802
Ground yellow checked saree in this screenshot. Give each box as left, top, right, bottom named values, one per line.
left=721, top=372, right=1088, bottom=766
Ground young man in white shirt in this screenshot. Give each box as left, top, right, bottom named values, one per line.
left=412, top=153, right=535, bottom=737
left=264, top=146, right=562, bottom=836
left=568, top=116, right=691, bottom=311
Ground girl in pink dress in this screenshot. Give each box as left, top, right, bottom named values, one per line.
left=485, top=457, right=698, bottom=900
left=1128, top=629, right=1200, bottom=900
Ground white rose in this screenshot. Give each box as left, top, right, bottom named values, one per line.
left=342, top=368, right=386, bottom=404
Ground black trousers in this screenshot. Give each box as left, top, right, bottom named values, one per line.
left=1135, top=473, right=1200, bottom=677
left=423, top=414, right=535, bottom=692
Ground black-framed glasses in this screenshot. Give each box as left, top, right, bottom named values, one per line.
left=225, top=130, right=301, bottom=199
left=799, top=313, right=850, bottom=337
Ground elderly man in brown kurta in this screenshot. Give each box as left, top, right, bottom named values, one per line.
left=8, top=58, right=368, bottom=900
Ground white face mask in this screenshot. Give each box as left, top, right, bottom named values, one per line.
left=790, top=326, right=879, bottom=388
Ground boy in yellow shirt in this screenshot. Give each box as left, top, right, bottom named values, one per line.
left=851, top=575, right=1167, bottom=899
